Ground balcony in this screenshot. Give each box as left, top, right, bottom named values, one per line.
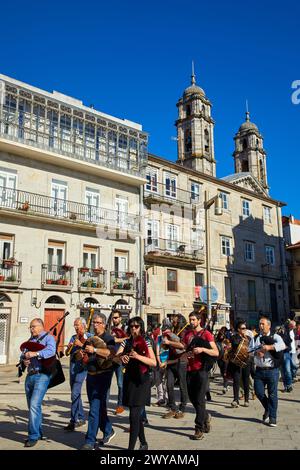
left=41, top=264, right=73, bottom=290
left=110, top=271, right=137, bottom=294
left=0, top=259, right=22, bottom=287
left=144, top=181, right=199, bottom=206
left=145, top=239, right=205, bottom=267
left=0, top=186, right=140, bottom=233
left=78, top=268, right=107, bottom=293
left=0, top=97, right=148, bottom=185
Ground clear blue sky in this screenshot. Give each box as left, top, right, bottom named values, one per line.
left=1, top=0, right=299, bottom=216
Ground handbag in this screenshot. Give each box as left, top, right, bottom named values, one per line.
left=48, top=358, right=65, bottom=389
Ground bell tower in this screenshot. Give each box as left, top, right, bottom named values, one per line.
left=176, top=64, right=216, bottom=176
left=233, top=107, right=269, bottom=193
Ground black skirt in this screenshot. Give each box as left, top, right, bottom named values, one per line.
left=122, top=368, right=151, bottom=407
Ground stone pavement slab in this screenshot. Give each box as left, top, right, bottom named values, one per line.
left=0, top=360, right=299, bottom=451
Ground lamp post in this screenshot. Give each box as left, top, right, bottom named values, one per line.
left=204, top=190, right=223, bottom=320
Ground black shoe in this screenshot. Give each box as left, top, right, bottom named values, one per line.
left=64, top=422, right=75, bottom=431
left=80, top=443, right=94, bottom=450
left=286, top=386, right=293, bottom=393
left=269, top=418, right=277, bottom=427
left=203, top=413, right=212, bottom=433
left=98, top=429, right=116, bottom=446
left=75, top=420, right=86, bottom=428
left=206, top=392, right=212, bottom=402
left=262, top=411, right=269, bottom=424
left=24, top=440, right=38, bottom=448
left=142, top=419, right=149, bottom=425
left=139, top=443, right=148, bottom=450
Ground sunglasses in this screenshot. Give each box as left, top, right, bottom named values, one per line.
left=239, top=327, right=247, bottom=330
left=130, top=324, right=140, bottom=329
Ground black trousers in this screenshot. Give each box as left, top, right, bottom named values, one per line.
left=230, top=362, right=251, bottom=402
left=166, top=361, right=188, bottom=412
left=187, top=369, right=209, bottom=431
left=128, top=406, right=146, bottom=450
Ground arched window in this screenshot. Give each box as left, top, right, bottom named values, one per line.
left=202, top=105, right=205, bottom=115
left=186, top=105, right=191, bottom=116
left=242, top=159, right=249, bottom=172
left=0, top=294, right=11, bottom=302
left=204, top=129, right=210, bottom=152
left=243, top=139, right=248, bottom=150
left=45, top=295, right=65, bottom=304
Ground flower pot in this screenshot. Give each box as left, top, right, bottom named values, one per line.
left=46, top=280, right=52, bottom=285
left=0, top=275, right=5, bottom=281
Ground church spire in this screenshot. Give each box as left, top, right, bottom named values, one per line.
left=245, top=99, right=250, bottom=122
left=191, top=60, right=196, bottom=86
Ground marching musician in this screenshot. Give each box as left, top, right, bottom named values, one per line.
left=227, top=320, right=252, bottom=408
left=22, top=318, right=56, bottom=447
left=110, top=309, right=128, bottom=416
left=80, top=313, right=117, bottom=450
left=117, top=316, right=156, bottom=450
left=64, top=317, right=91, bottom=432
left=179, top=312, right=218, bottom=440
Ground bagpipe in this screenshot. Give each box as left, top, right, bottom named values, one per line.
left=248, top=334, right=284, bottom=367
left=73, top=335, right=121, bottom=373
left=17, top=311, right=69, bottom=388
left=122, top=335, right=150, bottom=375
left=185, top=329, right=217, bottom=372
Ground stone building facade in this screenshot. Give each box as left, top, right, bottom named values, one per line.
left=283, top=216, right=300, bottom=318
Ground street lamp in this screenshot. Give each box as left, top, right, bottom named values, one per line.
left=204, top=190, right=223, bottom=320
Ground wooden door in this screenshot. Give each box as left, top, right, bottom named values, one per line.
left=44, top=309, right=65, bottom=354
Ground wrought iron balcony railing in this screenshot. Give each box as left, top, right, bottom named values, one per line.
left=0, top=259, right=22, bottom=286
left=0, top=117, right=147, bottom=178
left=144, top=181, right=200, bottom=206
left=41, top=264, right=73, bottom=289
left=110, top=271, right=137, bottom=294
left=78, top=268, right=107, bottom=293
left=0, top=186, right=140, bottom=231
left=145, top=238, right=204, bottom=262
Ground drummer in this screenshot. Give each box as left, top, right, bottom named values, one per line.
left=22, top=318, right=56, bottom=447
left=227, top=320, right=252, bottom=408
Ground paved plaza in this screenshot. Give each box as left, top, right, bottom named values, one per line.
left=0, top=359, right=299, bottom=451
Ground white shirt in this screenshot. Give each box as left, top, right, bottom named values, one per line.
left=251, top=332, right=286, bottom=368
left=290, top=329, right=296, bottom=354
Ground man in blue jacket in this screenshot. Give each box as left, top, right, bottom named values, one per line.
left=22, top=318, right=56, bottom=447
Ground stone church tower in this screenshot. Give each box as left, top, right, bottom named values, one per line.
left=233, top=110, right=269, bottom=194
left=176, top=65, right=216, bottom=176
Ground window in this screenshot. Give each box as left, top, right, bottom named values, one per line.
left=241, top=160, right=249, bottom=172
left=224, top=277, right=232, bottom=303
left=145, top=168, right=158, bottom=193
left=83, top=245, right=98, bottom=269
left=48, top=241, right=65, bottom=271
left=167, top=269, right=177, bottom=292
left=191, top=228, right=204, bottom=250
left=221, top=236, right=231, bottom=256
left=242, top=199, right=251, bottom=217
left=185, top=129, right=192, bottom=152
left=51, top=179, right=68, bottom=216
left=0, top=169, right=17, bottom=208
left=165, top=224, right=179, bottom=251
left=0, top=234, right=13, bottom=260
left=191, top=182, right=200, bottom=202
left=114, top=251, right=128, bottom=274
left=219, top=192, right=229, bottom=210
left=244, top=241, right=255, bottom=262
left=248, top=280, right=256, bottom=311
left=146, top=220, right=159, bottom=250
left=204, top=129, right=210, bottom=152
left=85, top=188, right=100, bottom=223
left=265, top=245, right=275, bottom=266
left=263, top=206, right=272, bottom=224
left=115, top=196, right=128, bottom=228
left=195, top=272, right=204, bottom=287
left=164, top=172, right=177, bottom=198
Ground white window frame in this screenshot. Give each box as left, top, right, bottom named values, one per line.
left=263, top=206, right=272, bottom=224
left=85, top=187, right=100, bottom=223
left=114, top=253, right=128, bottom=274
left=83, top=246, right=98, bottom=269
left=145, top=220, right=160, bottom=250
left=164, top=172, right=177, bottom=199
left=47, top=244, right=65, bottom=272
left=51, top=179, right=68, bottom=217
left=191, top=182, right=200, bottom=202
left=165, top=224, right=179, bottom=251
left=221, top=236, right=231, bottom=256
left=244, top=241, right=255, bottom=262
left=265, top=245, right=275, bottom=266
left=0, top=169, right=17, bottom=208
left=219, top=191, right=229, bottom=210
left=115, top=195, right=128, bottom=228
left=145, top=167, right=158, bottom=193
left=242, top=199, right=251, bottom=217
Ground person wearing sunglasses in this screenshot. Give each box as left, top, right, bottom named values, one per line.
left=110, top=310, right=128, bottom=416
left=117, top=316, right=156, bottom=450
left=228, top=320, right=252, bottom=408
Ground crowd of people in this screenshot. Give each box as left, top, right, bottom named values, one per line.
left=21, top=309, right=300, bottom=449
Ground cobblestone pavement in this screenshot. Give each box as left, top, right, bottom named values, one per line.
left=0, top=359, right=299, bottom=451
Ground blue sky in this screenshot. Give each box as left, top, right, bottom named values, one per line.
left=1, top=0, right=299, bottom=216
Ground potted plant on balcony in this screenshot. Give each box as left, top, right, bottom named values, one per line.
left=7, top=274, right=17, bottom=282
left=0, top=275, right=5, bottom=281
left=80, top=267, right=89, bottom=273
left=62, top=263, right=73, bottom=272
left=62, top=279, right=69, bottom=285
left=92, top=267, right=103, bottom=274
left=46, top=279, right=53, bottom=285
left=69, top=212, right=77, bottom=220
left=125, top=271, right=134, bottom=277
left=57, top=279, right=64, bottom=285
left=4, top=257, right=16, bottom=268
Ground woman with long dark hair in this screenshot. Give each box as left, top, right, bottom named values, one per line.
left=117, top=316, right=156, bottom=450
